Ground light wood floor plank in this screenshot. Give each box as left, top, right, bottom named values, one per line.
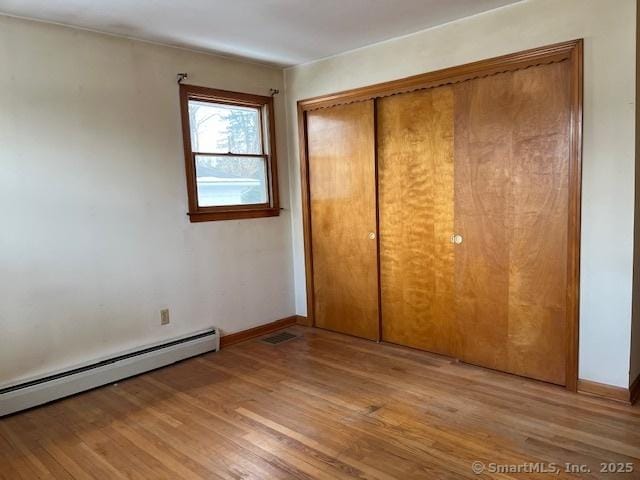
left=1, top=326, right=639, bottom=479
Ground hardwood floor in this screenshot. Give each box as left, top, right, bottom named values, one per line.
left=1, top=326, right=639, bottom=479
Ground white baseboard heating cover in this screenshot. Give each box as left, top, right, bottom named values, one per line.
left=0, top=327, right=219, bottom=417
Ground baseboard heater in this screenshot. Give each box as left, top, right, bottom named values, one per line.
left=0, top=327, right=219, bottom=417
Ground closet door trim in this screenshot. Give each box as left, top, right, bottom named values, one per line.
left=298, top=39, right=582, bottom=391
left=298, top=40, right=580, bottom=112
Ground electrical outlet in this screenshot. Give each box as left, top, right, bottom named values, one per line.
left=160, top=309, right=170, bottom=325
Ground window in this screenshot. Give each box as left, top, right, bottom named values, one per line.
left=179, top=84, right=279, bottom=221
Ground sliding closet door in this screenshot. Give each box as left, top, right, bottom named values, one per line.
left=378, top=88, right=459, bottom=356
left=307, top=101, right=379, bottom=340
left=454, top=61, right=571, bottom=385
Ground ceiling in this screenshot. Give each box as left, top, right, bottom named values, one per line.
left=0, top=0, right=522, bottom=67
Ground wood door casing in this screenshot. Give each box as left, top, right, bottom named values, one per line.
left=378, top=88, right=458, bottom=356
left=307, top=101, right=379, bottom=340
left=454, top=61, right=571, bottom=385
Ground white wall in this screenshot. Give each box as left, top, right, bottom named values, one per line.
left=0, top=15, right=295, bottom=385
left=2, top=0, right=636, bottom=390
left=284, top=0, right=637, bottom=388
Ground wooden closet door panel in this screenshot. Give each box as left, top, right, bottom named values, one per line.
left=506, top=62, right=570, bottom=385
left=454, top=75, right=511, bottom=372
left=307, top=101, right=379, bottom=340
left=378, top=88, right=457, bottom=355
left=454, top=61, right=571, bottom=385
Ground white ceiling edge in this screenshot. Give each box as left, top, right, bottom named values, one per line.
left=286, top=0, right=526, bottom=71
left=0, top=1, right=526, bottom=70
left=0, top=11, right=285, bottom=70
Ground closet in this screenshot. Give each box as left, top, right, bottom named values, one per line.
left=300, top=41, right=581, bottom=388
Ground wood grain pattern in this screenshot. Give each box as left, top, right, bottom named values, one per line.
left=378, top=88, right=457, bottom=356
left=2, top=326, right=639, bottom=480
left=297, top=41, right=583, bottom=389
left=507, top=62, right=570, bottom=384
left=298, top=104, right=316, bottom=328
left=453, top=61, right=571, bottom=385
left=298, top=40, right=580, bottom=112
left=454, top=72, right=511, bottom=374
left=307, top=101, right=379, bottom=340
left=565, top=40, right=583, bottom=392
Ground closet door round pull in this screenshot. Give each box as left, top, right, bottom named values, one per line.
left=451, top=234, right=463, bottom=245
left=368, top=232, right=376, bottom=240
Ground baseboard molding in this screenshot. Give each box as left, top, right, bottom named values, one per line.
left=295, top=314, right=311, bottom=326
left=578, top=379, right=636, bottom=404
left=220, top=316, right=301, bottom=348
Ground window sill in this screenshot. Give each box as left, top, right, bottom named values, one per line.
left=188, top=207, right=280, bottom=222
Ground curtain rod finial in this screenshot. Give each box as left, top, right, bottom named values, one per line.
left=270, top=88, right=280, bottom=96
left=177, top=73, right=189, bottom=84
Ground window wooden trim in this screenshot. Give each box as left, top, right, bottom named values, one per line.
left=179, top=84, right=280, bottom=222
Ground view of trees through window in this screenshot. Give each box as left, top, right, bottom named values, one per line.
left=189, top=100, right=267, bottom=206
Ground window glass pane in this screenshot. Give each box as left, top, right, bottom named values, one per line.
left=195, top=155, right=268, bottom=207
left=188, top=100, right=262, bottom=154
